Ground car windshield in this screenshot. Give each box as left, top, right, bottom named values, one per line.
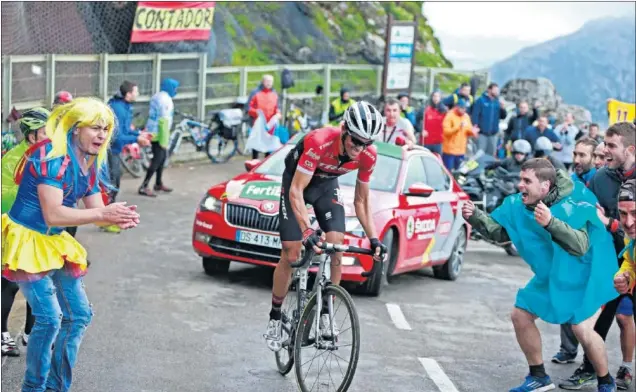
left=338, top=154, right=401, bottom=192
left=254, top=145, right=293, bottom=176
left=255, top=145, right=402, bottom=193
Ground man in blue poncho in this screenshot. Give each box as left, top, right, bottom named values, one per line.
left=463, top=158, right=619, bottom=392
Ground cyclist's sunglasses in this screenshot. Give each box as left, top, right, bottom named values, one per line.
left=347, top=132, right=373, bottom=148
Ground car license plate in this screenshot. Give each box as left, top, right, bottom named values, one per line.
left=235, top=230, right=282, bottom=249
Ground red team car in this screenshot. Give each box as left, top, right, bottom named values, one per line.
left=192, top=137, right=471, bottom=296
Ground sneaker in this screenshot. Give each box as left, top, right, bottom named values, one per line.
left=598, top=378, right=617, bottom=392
left=552, top=351, right=577, bottom=364
left=616, top=366, right=632, bottom=390
left=154, top=184, right=173, bottom=193
left=101, top=224, right=121, bottom=234
left=21, top=333, right=28, bottom=346
left=264, top=319, right=282, bottom=352
left=319, top=314, right=340, bottom=339
left=138, top=187, right=157, bottom=197
left=509, top=374, right=555, bottom=392
left=559, top=365, right=597, bottom=390
left=1, top=332, right=20, bottom=357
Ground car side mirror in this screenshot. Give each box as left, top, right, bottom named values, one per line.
left=404, top=183, right=434, bottom=197
left=244, top=159, right=261, bottom=172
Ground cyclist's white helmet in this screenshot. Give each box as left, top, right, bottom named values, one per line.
left=343, top=101, right=385, bottom=142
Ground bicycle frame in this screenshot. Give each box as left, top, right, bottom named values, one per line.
left=288, top=241, right=379, bottom=348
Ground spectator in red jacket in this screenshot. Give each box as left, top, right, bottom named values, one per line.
left=248, top=74, right=281, bottom=159
left=421, top=90, right=447, bottom=154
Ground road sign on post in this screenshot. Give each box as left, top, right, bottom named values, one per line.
left=382, top=15, right=418, bottom=99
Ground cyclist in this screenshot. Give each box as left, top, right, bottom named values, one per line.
left=264, top=101, right=388, bottom=352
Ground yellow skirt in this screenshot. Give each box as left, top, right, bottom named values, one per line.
left=1, top=214, right=88, bottom=277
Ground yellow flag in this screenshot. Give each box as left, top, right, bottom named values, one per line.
left=607, top=99, right=636, bottom=125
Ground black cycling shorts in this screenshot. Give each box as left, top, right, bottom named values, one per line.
left=279, top=172, right=345, bottom=242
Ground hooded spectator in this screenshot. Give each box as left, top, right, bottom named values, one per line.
left=139, top=77, right=179, bottom=197
left=247, top=74, right=281, bottom=159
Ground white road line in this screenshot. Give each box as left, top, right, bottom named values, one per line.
left=385, top=303, right=412, bottom=330
left=419, top=357, right=460, bottom=392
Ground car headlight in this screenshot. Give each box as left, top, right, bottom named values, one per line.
left=345, top=217, right=365, bottom=237
left=200, top=195, right=222, bottom=213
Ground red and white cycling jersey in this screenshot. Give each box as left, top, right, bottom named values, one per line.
left=284, top=127, right=377, bottom=183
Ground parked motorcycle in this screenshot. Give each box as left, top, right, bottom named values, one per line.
left=453, top=151, right=521, bottom=256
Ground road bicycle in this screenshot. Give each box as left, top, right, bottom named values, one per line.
left=274, top=234, right=382, bottom=392
left=165, top=109, right=249, bottom=165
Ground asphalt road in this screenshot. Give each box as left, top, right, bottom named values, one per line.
left=1, top=158, right=627, bottom=392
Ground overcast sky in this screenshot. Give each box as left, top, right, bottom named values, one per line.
left=423, top=1, right=636, bottom=69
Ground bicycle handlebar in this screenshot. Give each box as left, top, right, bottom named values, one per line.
left=289, top=232, right=381, bottom=278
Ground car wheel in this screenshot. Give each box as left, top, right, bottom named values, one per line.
left=504, top=243, right=518, bottom=257
left=433, top=226, right=466, bottom=281
left=202, top=257, right=230, bottom=276
left=360, top=229, right=396, bottom=297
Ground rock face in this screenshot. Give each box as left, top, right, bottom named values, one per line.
left=491, top=16, right=635, bottom=125
left=501, top=78, right=592, bottom=125
left=210, top=2, right=452, bottom=68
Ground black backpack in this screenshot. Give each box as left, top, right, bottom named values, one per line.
left=281, top=68, right=294, bottom=90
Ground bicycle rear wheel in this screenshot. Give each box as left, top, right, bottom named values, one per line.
left=294, top=285, right=361, bottom=392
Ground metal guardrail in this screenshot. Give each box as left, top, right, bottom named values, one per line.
left=2, top=52, right=489, bottom=123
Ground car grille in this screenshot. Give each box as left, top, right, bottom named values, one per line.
left=208, top=237, right=280, bottom=263
left=225, top=203, right=279, bottom=232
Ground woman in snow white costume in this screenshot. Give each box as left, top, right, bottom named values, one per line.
left=1, top=97, right=141, bottom=392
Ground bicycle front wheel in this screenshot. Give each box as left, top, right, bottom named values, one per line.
left=294, top=285, right=361, bottom=392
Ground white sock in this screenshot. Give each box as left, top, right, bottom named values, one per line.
left=622, top=361, right=632, bottom=370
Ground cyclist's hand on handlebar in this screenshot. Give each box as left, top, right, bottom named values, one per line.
left=369, top=238, right=387, bottom=262
left=302, top=228, right=325, bottom=254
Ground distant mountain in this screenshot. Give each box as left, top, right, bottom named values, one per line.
left=490, top=16, right=636, bottom=124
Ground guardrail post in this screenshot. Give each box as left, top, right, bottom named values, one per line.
left=428, top=68, right=435, bottom=95
left=100, top=53, right=109, bottom=102
left=153, top=53, right=161, bottom=94
left=375, top=65, right=383, bottom=97
left=323, top=64, right=331, bottom=120
left=46, top=54, right=56, bottom=106
left=239, top=67, right=247, bottom=97
left=198, top=53, right=207, bottom=119
left=3, top=56, right=12, bottom=126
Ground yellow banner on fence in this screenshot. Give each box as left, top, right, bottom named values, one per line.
left=607, top=99, right=636, bottom=125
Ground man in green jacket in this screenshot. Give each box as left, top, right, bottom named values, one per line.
left=462, top=158, right=619, bottom=392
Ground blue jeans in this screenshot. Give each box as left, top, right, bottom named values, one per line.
left=424, top=143, right=442, bottom=155
left=442, top=153, right=464, bottom=171
left=18, top=269, right=93, bottom=392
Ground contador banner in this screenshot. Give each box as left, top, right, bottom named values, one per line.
left=131, top=2, right=215, bottom=43
left=607, top=99, right=636, bottom=125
